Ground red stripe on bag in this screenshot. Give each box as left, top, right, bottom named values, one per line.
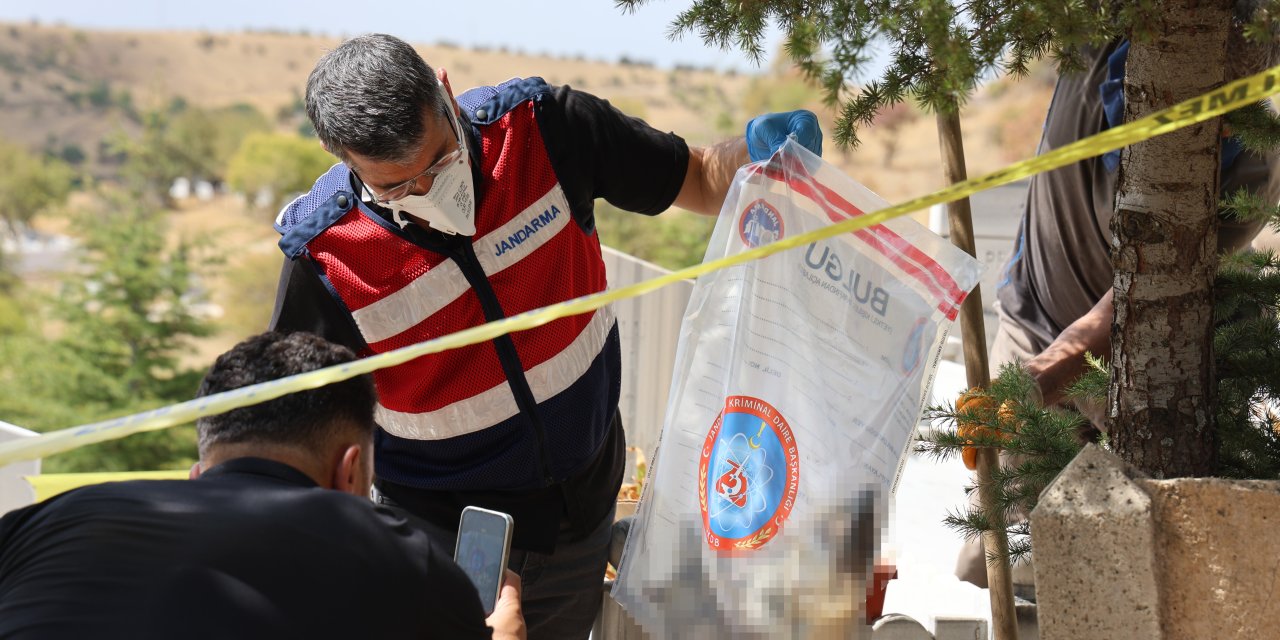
left=755, top=159, right=967, bottom=320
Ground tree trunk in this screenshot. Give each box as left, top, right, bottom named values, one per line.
left=1109, top=1, right=1232, bottom=478
left=936, top=108, right=1019, bottom=640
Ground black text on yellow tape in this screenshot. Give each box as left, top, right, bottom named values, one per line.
left=2, top=63, right=1278, bottom=467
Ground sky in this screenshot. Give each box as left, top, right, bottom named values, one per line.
left=0, top=0, right=788, bottom=73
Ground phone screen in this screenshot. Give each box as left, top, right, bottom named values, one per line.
left=454, top=508, right=511, bottom=615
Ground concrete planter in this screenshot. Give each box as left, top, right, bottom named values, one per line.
left=1030, top=444, right=1280, bottom=639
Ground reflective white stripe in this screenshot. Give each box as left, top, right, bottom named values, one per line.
left=477, top=185, right=571, bottom=275
left=352, top=186, right=572, bottom=344
left=353, top=260, right=470, bottom=345
left=376, top=305, right=615, bottom=441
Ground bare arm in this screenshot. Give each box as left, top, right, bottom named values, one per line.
left=672, top=138, right=749, bottom=217
left=1025, top=288, right=1113, bottom=406
left=673, top=110, right=822, bottom=216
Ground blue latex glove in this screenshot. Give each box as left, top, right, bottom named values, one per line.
left=745, top=110, right=823, bottom=162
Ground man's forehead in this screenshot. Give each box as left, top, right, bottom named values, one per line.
left=350, top=108, right=454, bottom=185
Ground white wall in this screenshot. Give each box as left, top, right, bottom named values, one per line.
left=601, top=247, right=694, bottom=463
left=0, top=420, right=40, bottom=515
left=928, top=180, right=1028, bottom=351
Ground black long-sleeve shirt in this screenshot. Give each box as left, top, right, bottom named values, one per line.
left=269, top=84, right=691, bottom=552
left=0, top=458, right=492, bottom=639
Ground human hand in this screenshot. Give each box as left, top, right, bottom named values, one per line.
left=486, top=570, right=526, bottom=640
left=954, top=388, right=1016, bottom=471
left=745, top=110, right=823, bottom=161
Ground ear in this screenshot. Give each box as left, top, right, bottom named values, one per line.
left=189, top=461, right=203, bottom=480
left=436, top=68, right=460, bottom=115
left=332, top=444, right=370, bottom=497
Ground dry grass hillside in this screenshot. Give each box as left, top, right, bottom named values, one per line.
left=0, top=23, right=753, bottom=168
left=0, top=21, right=1055, bottom=202
left=0, top=22, right=1056, bottom=365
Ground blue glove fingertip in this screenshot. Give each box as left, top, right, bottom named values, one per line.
left=746, top=110, right=823, bottom=162
left=788, top=110, right=823, bottom=158
left=745, top=114, right=777, bottom=162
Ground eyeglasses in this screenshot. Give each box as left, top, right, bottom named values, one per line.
left=362, top=105, right=466, bottom=205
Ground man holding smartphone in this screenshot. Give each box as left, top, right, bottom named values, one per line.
left=456, top=506, right=516, bottom=617
left=0, top=332, right=526, bottom=640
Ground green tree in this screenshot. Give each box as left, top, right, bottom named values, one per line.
left=0, top=279, right=26, bottom=335
left=0, top=138, right=75, bottom=227
left=110, top=104, right=271, bottom=203
left=203, top=104, right=273, bottom=175
left=0, top=325, right=203, bottom=473
left=85, top=79, right=112, bottom=109
left=594, top=201, right=716, bottom=270
left=53, top=191, right=213, bottom=398
left=0, top=190, right=213, bottom=472
left=919, top=363, right=1089, bottom=563
left=226, top=132, right=335, bottom=212
left=111, top=111, right=208, bottom=203
left=620, top=0, right=1128, bottom=147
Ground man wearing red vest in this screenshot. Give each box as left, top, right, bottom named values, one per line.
left=270, top=33, right=821, bottom=638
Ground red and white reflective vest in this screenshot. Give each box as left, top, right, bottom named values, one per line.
left=277, top=79, right=620, bottom=491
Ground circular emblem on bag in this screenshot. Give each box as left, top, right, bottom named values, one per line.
left=699, top=395, right=800, bottom=552
left=739, top=199, right=784, bottom=248
left=902, top=317, right=928, bottom=374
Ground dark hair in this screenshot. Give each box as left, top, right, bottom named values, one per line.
left=306, top=33, right=448, bottom=163
left=195, top=332, right=376, bottom=456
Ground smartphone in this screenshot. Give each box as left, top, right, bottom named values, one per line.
left=454, top=506, right=514, bottom=615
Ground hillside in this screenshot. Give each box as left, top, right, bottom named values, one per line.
left=0, top=22, right=1054, bottom=202
left=0, top=23, right=755, bottom=176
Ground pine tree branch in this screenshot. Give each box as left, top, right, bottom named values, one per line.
left=1226, top=102, right=1280, bottom=154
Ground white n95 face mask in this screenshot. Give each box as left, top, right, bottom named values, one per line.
left=388, top=168, right=475, bottom=236
left=385, top=105, right=476, bottom=236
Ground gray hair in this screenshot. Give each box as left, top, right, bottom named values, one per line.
left=306, top=33, right=450, bottom=163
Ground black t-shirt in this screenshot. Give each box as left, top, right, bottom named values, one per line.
left=269, top=84, right=690, bottom=552
left=0, top=458, right=491, bottom=640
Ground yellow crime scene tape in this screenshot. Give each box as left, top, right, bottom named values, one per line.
left=25, top=471, right=189, bottom=502
left=2, top=63, right=1278, bottom=469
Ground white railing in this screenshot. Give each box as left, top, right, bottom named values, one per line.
left=601, top=246, right=694, bottom=461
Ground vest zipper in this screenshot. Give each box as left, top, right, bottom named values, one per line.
left=446, top=238, right=557, bottom=488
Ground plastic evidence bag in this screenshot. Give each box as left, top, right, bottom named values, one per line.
left=612, top=139, right=983, bottom=638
